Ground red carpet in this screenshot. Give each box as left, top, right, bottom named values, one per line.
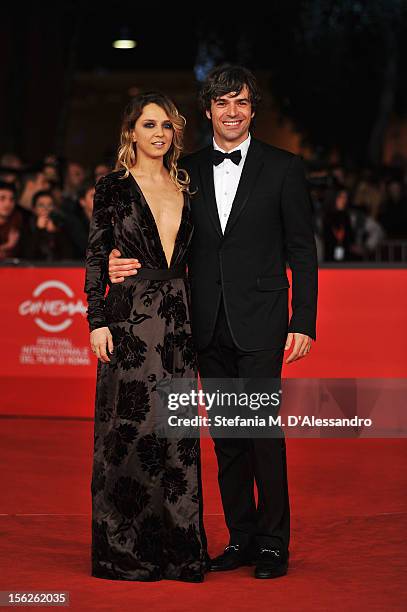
left=0, top=416, right=406, bottom=611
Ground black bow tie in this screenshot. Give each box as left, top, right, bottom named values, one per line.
left=212, top=149, right=242, bottom=166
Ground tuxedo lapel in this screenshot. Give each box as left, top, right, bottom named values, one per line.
left=197, top=138, right=264, bottom=238
left=198, top=146, right=223, bottom=237
left=223, top=138, right=264, bottom=236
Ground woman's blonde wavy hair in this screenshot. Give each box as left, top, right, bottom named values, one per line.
left=114, top=91, right=192, bottom=193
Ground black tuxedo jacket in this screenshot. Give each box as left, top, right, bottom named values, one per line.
left=180, top=137, right=318, bottom=352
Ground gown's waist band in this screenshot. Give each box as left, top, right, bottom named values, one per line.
left=134, top=264, right=186, bottom=280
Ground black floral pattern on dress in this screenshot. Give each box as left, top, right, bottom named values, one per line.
left=95, top=363, right=113, bottom=422
left=92, top=520, right=111, bottom=562
left=155, top=332, right=174, bottom=374
left=91, top=521, right=145, bottom=580
left=110, top=175, right=135, bottom=207
left=174, top=330, right=196, bottom=370
left=111, top=326, right=147, bottom=371
left=177, top=438, right=199, bottom=467
left=158, top=291, right=188, bottom=328
left=94, top=204, right=113, bottom=229
left=91, top=461, right=106, bottom=494
left=105, top=285, right=133, bottom=322
left=103, top=423, right=138, bottom=466
left=161, top=467, right=188, bottom=503
left=116, top=379, right=150, bottom=422
left=108, top=476, right=150, bottom=520
left=116, top=199, right=133, bottom=221
left=133, top=514, right=163, bottom=561
left=140, top=281, right=164, bottom=308
left=137, top=433, right=169, bottom=476
left=165, top=524, right=201, bottom=566
left=85, top=170, right=207, bottom=581
left=129, top=308, right=152, bottom=325
left=91, top=177, right=114, bottom=229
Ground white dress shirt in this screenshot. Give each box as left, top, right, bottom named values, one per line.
left=213, top=133, right=251, bottom=233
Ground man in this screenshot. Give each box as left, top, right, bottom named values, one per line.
left=93, top=162, right=111, bottom=183
left=108, top=65, right=318, bottom=579
left=0, top=153, right=23, bottom=184
left=0, top=181, right=22, bottom=259
left=17, top=190, right=75, bottom=261
left=58, top=181, right=95, bottom=259
left=18, top=169, right=50, bottom=211
left=63, top=161, right=86, bottom=201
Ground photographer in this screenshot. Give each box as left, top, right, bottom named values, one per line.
left=17, top=190, right=75, bottom=261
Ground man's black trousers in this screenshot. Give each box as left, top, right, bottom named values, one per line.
left=197, top=296, right=290, bottom=553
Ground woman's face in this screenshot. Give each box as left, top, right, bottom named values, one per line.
left=0, top=188, right=15, bottom=221
left=132, top=103, right=174, bottom=160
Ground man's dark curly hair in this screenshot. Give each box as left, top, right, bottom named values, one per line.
left=198, top=64, right=262, bottom=114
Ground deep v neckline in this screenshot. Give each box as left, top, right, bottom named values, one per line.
left=128, top=171, right=186, bottom=269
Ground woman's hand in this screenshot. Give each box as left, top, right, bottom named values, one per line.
left=90, top=327, right=113, bottom=363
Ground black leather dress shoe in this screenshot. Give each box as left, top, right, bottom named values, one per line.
left=254, top=548, right=289, bottom=579
left=209, top=544, right=253, bottom=572
left=203, top=551, right=212, bottom=572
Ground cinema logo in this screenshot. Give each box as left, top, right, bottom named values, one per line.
left=19, top=280, right=87, bottom=332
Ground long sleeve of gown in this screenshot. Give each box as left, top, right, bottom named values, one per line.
left=84, top=175, right=114, bottom=332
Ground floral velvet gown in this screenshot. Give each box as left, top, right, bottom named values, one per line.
left=84, top=169, right=208, bottom=582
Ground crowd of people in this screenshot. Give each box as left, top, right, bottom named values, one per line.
left=309, top=163, right=407, bottom=262
left=0, top=153, right=108, bottom=262
left=0, top=151, right=406, bottom=263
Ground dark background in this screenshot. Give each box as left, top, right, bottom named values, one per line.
left=1, top=0, right=407, bottom=166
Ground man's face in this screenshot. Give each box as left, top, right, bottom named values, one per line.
left=0, top=188, right=15, bottom=221
left=67, top=163, right=85, bottom=188
left=94, top=164, right=109, bottom=182
left=206, top=84, right=254, bottom=145
left=80, top=186, right=95, bottom=216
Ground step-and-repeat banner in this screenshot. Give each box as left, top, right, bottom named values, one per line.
left=0, top=267, right=406, bottom=417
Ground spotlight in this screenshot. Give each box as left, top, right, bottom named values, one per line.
left=112, top=27, right=137, bottom=49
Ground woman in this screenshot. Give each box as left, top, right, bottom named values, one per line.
left=84, top=92, right=208, bottom=582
